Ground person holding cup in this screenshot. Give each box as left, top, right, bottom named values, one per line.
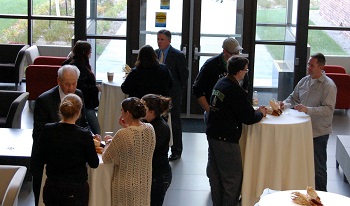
left=102, top=97, right=155, bottom=206
left=37, top=94, right=99, bottom=206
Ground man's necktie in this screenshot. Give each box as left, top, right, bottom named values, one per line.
left=159, top=51, right=164, bottom=63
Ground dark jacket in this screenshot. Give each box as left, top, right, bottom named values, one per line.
left=31, top=86, right=90, bottom=176
left=193, top=53, right=249, bottom=104
left=155, top=45, right=189, bottom=91
left=147, top=117, right=171, bottom=177
left=206, top=77, right=262, bottom=143
left=121, top=64, right=173, bottom=98
left=69, top=59, right=99, bottom=109
left=38, top=122, right=99, bottom=183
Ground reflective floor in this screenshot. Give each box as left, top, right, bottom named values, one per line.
left=4, top=83, right=349, bottom=206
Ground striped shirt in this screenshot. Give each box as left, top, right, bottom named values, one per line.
left=284, top=71, right=337, bottom=137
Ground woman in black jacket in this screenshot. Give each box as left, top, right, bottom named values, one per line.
left=38, top=94, right=99, bottom=206
left=121, top=45, right=173, bottom=98
left=68, top=40, right=101, bottom=134
left=141, top=94, right=172, bottom=206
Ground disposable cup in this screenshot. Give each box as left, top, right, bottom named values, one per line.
left=107, top=72, right=114, bottom=82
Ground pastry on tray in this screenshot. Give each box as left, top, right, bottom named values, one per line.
left=95, top=147, right=104, bottom=154
left=291, top=187, right=323, bottom=206
left=267, top=99, right=283, bottom=116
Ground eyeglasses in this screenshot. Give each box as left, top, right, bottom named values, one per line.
left=225, top=49, right=241, bottom=56
left=225, top=49, right=236, bottom=56
left=243, top=69, right=249, bottom=72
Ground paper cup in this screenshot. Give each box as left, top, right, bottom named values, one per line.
left=107, top=72, right=114, bottom=82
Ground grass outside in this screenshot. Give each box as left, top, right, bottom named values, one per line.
left=257, top=8, right=347, bottom=60
left=0, top=0, right=46, bottom=32
left=1, top=1, right=345, bottom=58
left=0, top=0, right=126, bottom=55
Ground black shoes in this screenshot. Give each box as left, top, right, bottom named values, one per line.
left=169, top=154, right=181, bottom=161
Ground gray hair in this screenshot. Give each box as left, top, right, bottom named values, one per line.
left=58, top=65, right=80, bottom=79
left=157, top=29, right=171, bottom=41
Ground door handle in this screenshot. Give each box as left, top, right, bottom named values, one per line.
left=194, top=47, right=199, bottom=60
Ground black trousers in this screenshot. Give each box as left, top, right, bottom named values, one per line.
left=32, top=175, right=42, bottom=206
left=170, top=86, right=183, bottom=156
left=43, top=178, right=89, bottom=206
left=151, top=170, right=172, bottom=206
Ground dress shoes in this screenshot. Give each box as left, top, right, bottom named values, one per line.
left=169, top=154, right=181, bottom=161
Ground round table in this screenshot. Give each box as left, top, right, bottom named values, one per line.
left=88, top=154, right=114, bottom=206
left=240, top=109, right=315, bottom=206
left=259, top=190, right=350, bottom=205
left=39, top=154, right=114, bottom=206
left=98, top=73, right=127, bottom=135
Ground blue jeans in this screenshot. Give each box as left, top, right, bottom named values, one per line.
left=151, top=170, right=172, bottom=206
left=206, top=137, right=242, bottom=206
left=313, top=134, right=329, bottom=191
left=85, top=108, right=101, bottom=135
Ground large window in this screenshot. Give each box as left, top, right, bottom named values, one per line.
left=253, top=0, right=297, bottom=102
left=86, top=0, right=127, bottom=80
left=308, top=1, right=350, bottom=56
left=0, top=0, right=74, bottom=45
left=33, top=0, right=75, bottom=16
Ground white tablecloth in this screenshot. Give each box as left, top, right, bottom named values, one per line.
left=98, top=73, right=127, bottom=135
left=240, top=109, right=315, bottom=206
left=39, top=154, right=114, bottom=206
left=259, top=190, right=350, bottom=206
left=88, top=154, right=113, bottom=206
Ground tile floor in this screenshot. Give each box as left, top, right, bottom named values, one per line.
left=3, top=83, right=350, bottom=206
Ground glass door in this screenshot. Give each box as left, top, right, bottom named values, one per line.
left=138, top=0, right=244, bottom=116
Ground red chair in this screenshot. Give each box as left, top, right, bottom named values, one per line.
left=326, top=73, right=350, bottom=110
left=323, top=65, right=346, bottom=74
left=25, top=65, right=60, bottom=101
left=25, top=56, right=68, bottom=105
left=33, top=56, right=68, bottom=66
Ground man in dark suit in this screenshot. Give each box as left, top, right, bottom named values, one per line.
left=155, top=29, right=189, bottom=161
left=30, top=65, right=92, bottom=206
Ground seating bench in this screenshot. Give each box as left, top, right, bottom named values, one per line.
left=336, top=135, right=350, bottom=183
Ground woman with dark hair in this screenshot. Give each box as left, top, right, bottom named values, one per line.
left=141, top=94, right=172, bottom=206
left=68, top=40, right=101, bottom=135
left=38, top=94, right=99, bottom=206
left=121, top=45, right=172, bottom=98
left=102, top=97, right=156, bottom=206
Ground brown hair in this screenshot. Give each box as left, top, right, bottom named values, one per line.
left=59, top=94, right=82, bottom=120
left=71, top=40, right=93, bottom=75
left=227, top=57, right=249, bottom=75
left=135, top=45, right=160, bottom=69
left=142, top=94, right=172, bottom=117
left=121, top=97, right=146, bottom=119
left=311, top=53, right=326, bottom=66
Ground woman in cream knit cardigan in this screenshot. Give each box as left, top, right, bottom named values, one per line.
left=102, top=97, right=155, bottom=206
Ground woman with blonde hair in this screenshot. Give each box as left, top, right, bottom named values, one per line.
left=102, top=97, right=156, bottom=206
left=38, top=94, right=99, bottom=206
